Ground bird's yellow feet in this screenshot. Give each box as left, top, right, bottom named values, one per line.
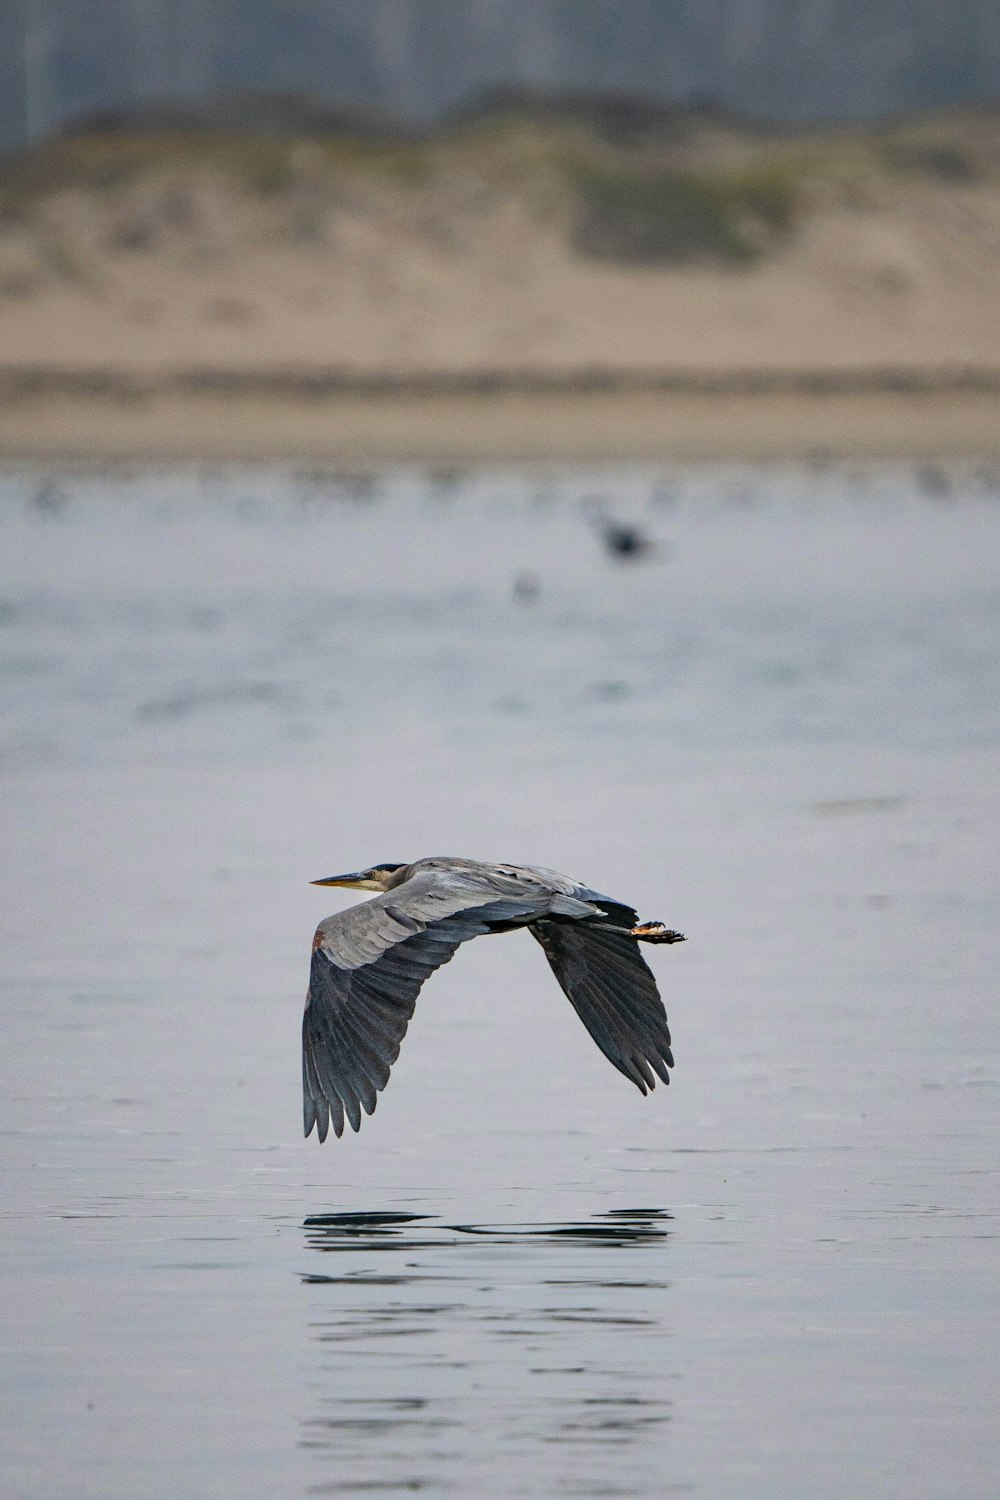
left=632, top=922, right=686, bottom=944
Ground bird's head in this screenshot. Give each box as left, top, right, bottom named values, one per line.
left=311, top=862, right=407, bottom=893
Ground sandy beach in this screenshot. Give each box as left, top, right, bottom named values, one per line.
left=3, top=105, right=1000, bottom=463
left=2, top=382, right=999, bottom=465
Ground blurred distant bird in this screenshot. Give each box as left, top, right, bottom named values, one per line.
left=303, top=856, right=685, bottom=1140
left=512, top=569, right=541, bottom=604
left=585, top=499, right=659, bottom=560
left=30, top=481, right=68, bottom=517
left=913, top=462, right=951, bottom=499
left=600, top=518, right=655, bottom=557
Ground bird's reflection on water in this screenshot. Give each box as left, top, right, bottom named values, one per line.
left=304, top=1207, right=671, bottom=1255
left=300, top=1209, right=675, bottom=1494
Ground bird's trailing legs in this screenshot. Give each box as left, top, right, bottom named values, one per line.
left=632, top=921, right=685, bottom=944
left=597, top=919, right=685, bottom=944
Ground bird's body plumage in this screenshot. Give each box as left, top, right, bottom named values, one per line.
left=302, top=857, right=684, bottom=1141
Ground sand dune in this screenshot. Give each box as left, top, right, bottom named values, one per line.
left=2, top=103, right=999, bottom=460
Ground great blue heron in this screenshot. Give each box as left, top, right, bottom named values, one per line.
left=303, top=856, right=685, bottom=1141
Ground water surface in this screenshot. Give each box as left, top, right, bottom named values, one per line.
left=2, top=463, right=998, bottom=1497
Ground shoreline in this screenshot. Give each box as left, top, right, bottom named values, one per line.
left=1, top=381, right=999, bottom=466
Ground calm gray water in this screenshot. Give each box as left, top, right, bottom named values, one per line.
left=2, top=463, right=998, bottom=1498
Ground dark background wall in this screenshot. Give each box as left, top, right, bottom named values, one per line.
left=2, top=0, right=999, bottom=150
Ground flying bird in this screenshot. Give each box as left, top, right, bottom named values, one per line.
left=302, top=856, right=685, bottom=1141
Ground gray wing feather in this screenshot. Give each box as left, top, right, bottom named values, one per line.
left=303, top=877, right=549, bottom=1141
left=529, top=919, right=673, bottom=1093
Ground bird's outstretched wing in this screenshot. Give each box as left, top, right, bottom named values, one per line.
left=303, top=875, right=549, bottom=1141
left=529, top=918, right=673, bottom=1093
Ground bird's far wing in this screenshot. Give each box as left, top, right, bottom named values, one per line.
left=529, top=919, right=673, bottom=1093
left=303, top=876, right=545, bottom=1141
